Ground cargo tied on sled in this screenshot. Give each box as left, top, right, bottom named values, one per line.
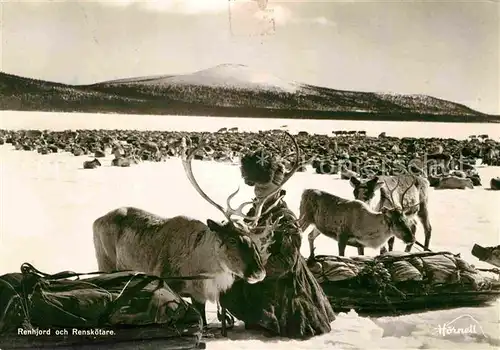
left=0, top=263, right=205, bottom=350
left=307, top=251, right=500, bottom=315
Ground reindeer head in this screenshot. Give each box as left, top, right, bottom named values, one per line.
left=205, top=219, right=266, bottom=283
left=380, top=177, right=420, bottom=245
left=181, top=132, right=301, bottom=281
left=350, top=176, right=384, bottom=205
left=381, top=207, right=417, bottom=244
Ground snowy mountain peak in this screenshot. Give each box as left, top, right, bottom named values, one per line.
left=165, top=63, right=300, bottom=93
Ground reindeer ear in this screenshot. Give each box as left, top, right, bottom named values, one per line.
left=206, top=219, right=223, bottom=232
left=349, top=176, right=360, bottom=188
left=369, top=176, right=383, bottom=189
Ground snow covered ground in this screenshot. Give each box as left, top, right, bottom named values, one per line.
left=158, top=64, right=301, bottom=93
left=0, top=111, right=499, bottom=349
left=1, top=144, right=499, bottom=349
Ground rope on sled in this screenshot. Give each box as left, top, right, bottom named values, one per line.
left=16, top=263, right=235, bottom=335
left=20, top=262, right=216, bottom=281
left=411, top=245, right=500, bottom=275
left=476, top=268, right=500, bottom=275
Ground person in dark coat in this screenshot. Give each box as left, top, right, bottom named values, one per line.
left=220, top=149, right=335, bottom=339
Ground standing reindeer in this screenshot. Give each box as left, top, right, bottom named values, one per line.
left=349, top=174, right=431, bottom=253
left=93, top=139, right=280, bottom=327
left=299, top=178, right=417, bottom=257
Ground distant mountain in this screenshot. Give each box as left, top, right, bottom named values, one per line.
left=100, top=64, right=300, bottom=93
left=1, top=64, right=498, bottom=123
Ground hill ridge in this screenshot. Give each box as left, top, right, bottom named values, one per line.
left=0, top=65, right=498, bottom=123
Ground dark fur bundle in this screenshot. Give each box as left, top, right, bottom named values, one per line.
left=240, top=150, right=285, bottom=186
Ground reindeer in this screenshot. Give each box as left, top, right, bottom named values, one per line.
left=111, top=144, right=124, bottom=158
left=298, top=180, right=417, bottom=257
left=111, top=145, right=140, bottom=167
left=111, top=157, right=133, bottom=167
left=490, top=177, right=500, bottom=191
left=93, top=140, right=282, bottom=328
left=435, top=176, right=474, bottom=189
left=349, top=175, right=431, bottom=253
left=83, top=158, right=101, bottom=169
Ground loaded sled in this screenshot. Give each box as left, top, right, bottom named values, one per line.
left=308, top=251, right=500, bottom=315
left=1, top=250, right=499, bottom=347
left=0, top=263, right=205, bottom=349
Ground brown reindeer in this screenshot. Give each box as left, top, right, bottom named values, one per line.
left=83, top=158, right=101, bottom=169
left=93, top=139, right=282, bottom=328
left=299, top=178, right=417, bottom=257
left=111, top=157, right=132, bottom=167
left=349, top=175, right=431, bottom=253
left=435, top=176, right=474, bottom=189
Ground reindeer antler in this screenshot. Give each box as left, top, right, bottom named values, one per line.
left=401, top=176, right=420, bottom=213
left=382, top=176, right=401, bottom=210
left=253, top=214, right=283, bottom=264
left=182, top=134, right=228, bottom=217
left=182, top=134, right=250, bottom=230
left=183, top=132, right=301, bottom=233
left=381, top=176, right=420, bottom=213
left=400, top=177, right=413, bottom=205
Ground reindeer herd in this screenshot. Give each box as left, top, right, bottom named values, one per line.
left=92, top=131, right=437, bottom=328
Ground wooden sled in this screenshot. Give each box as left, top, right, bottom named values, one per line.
left=0, top=263, right=205, bottom=349
left=307, top=251, right=500, bottom=316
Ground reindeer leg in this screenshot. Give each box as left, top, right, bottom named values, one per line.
left=418, top=203, right=432, bottom=249
left=308, top=228, right=321, bottom=259
left=217, top=302, right=235, bottom=336
left=404, top=243, right=413, bottom=253
left=387, top=236, right=395, bottom=252
left=347, top=240, right=365, bottom=255
left=357, top=245, right=365, bottom=256
left=218, top=303, right=226, bottom=337
left=338, top=232, right=348, bottom=257
left=379, top=238, right=393, bottom=255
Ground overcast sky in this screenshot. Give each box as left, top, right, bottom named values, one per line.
left=1, top=0, right=498, bottom=114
